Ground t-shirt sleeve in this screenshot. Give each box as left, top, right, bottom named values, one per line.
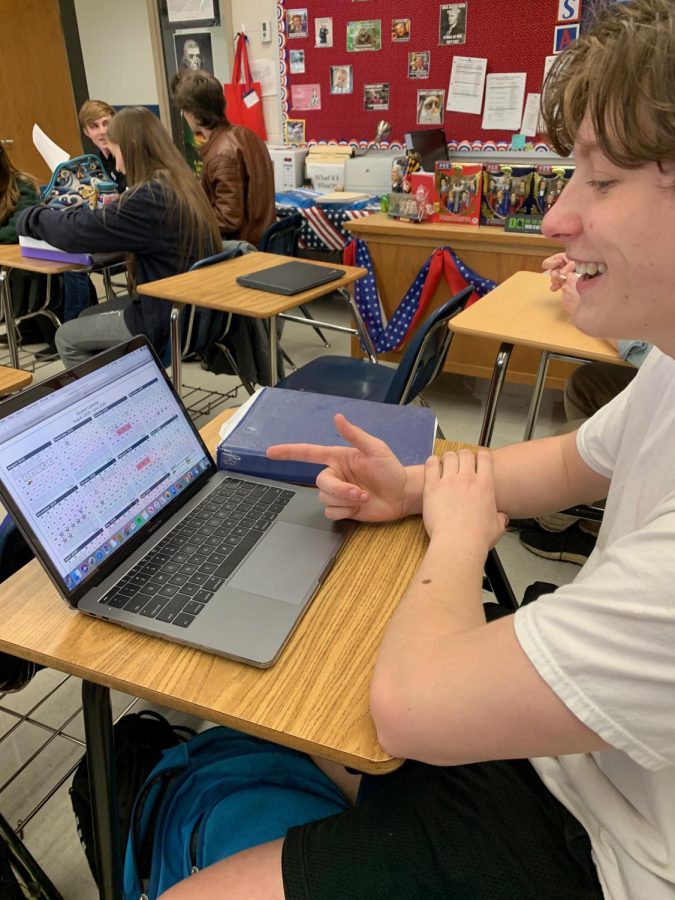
left=514, top=503, right=675, bottom=771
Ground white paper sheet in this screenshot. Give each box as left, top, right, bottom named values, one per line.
left=520, top=93, right=541, bottom=136
left=481, top=73, right=526, bottom=131
left=250, top=59, right=278, bottom=97
left=32, top=124, right=69, bottom=172
left=446, top=57, right=487, bottom=115
left=542, top=54, right=558, bottom=88
left=167, top=0, right=215, bottom=23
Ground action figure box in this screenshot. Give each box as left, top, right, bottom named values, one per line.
left=434, top=161, right=482, bottom=226
left=480, top=164, right=534, bottom=227
left=532, top=164, right=575, bottom=215
left=409, top=172, right=438, bottom=221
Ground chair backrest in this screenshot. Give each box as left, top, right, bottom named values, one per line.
left=258, top=213, right=303, bottom=257
left=383, top=285, right=474, bottom=404
left=181, top=243, right=256, bottom=357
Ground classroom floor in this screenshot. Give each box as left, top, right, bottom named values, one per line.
left=0, top=294, right=579, bottom=898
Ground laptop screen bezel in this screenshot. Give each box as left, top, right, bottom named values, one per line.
left=0, top=336, right=218, bottom=609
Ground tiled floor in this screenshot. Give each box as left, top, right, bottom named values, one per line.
left=0, top=294, right=579, bottom=898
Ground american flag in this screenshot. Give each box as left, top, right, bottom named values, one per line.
left=344, top=239, right=496, bottom=353
left=297, top=207, right=376, bottom=252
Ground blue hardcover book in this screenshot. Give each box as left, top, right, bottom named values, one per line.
left=216, top=387, right=437, bottom=485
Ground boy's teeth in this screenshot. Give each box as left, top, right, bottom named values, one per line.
left=575, top=261, right=607, bottom=276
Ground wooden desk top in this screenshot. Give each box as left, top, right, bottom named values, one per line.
left=0, top=366, right=32, bottom=394
left=0, top=407, right=471, bottom=773
left=0, top=244, right=87, bottom=275
left=344, top=213, right=563, bottom=252
left=137, top=253, right=367, bottom=318
left=449, top=270, right=628, bottom=365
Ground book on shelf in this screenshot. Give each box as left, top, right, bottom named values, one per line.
left=216, top=387, right=437, bottom=485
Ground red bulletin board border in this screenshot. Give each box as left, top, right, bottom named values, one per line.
left=277, top=0, right=561, bottom=147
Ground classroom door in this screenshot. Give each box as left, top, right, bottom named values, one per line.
left=0, top=0, right=83, bottom=182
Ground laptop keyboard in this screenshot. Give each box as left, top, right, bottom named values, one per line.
left=98, top=478, right=295, bottom=628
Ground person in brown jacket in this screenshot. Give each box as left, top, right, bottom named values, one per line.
left=170, top=69, right=275, bottom=245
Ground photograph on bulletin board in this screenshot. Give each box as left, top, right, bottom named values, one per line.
left=417, top=89, right=445, bottom=124
left=347, top=20, right=382, bottom=51
left=391, top=19, right=411, bottom=42
left=315, top=17, right=333, bottom=47
left=289, top=49, right=305, bottom=74
left=439, top=3, right=467, bottom=45
left=330, top=66, right=353, bottom=94
left=408, top=51, right=430, bottom=79
left=364, top=83, right=390, bottom=111
left=285, top=119, right=306, bottom=143
left=174, top=31, right=214, bottom=73
left=287, top=8, right=308, bottom=38
left=292, top=84, right=321, bottom=110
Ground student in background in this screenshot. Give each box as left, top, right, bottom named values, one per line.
left=0, top=144, right=39, bottom=244
left=170, top=69, right=275, bottom=246
left=17, top=106, right=220, bottom=368
left=162, top=2, right=675, bottom=897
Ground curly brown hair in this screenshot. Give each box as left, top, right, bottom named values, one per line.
left=170, top=69, right=228, bottom=131
left=541, top=0, right=675, bottom=169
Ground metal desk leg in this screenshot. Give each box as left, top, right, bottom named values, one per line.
left=170, top=302, right=183, bottom=395
left=0, top=268, right=20, bottom=369
left=478, top=342, right=513, bottom=448
left=522, top=351, right=551, bottom=441
left=269, top=314, right=278, bottom=384
left=82, top=681, right=123, bottom=900
left=0, top=807, right=63, bottom=899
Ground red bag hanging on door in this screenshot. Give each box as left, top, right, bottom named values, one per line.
left=223, top=33, right=268, bottom=140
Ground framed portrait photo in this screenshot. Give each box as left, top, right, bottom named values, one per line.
left=287, top=8, right=308, bottom=38
left=289, top=49, right=305, bottom=74
left=416, top=89, right=446, bottom=125
left=347, top=20, right=382, bottom=51
left=174, top=31, right=214, bottom=74
left=330, top=65, right=353, bottom=94
left=315, top=17, right=333, bottom=47
left=408, top=51, right=430, bottom=79
left=285, top=118, right=306, bottom=143
left=364, top=83, right=390, bottom=111
left=439, top=3, right=467, bottom=45
left=391, top=18, right=411, bottom=41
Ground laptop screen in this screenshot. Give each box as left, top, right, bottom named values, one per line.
left=0, top=343, right=211, bottom=595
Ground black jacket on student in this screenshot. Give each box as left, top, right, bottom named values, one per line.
left=17, top=182, right=210, bottom=356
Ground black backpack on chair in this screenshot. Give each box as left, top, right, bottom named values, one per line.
left=0, top=515, right=41, bottom=692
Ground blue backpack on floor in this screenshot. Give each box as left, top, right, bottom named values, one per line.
left=123, top=725, right=351, bottom=899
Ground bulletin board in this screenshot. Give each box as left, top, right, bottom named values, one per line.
left=277, top=0, right=569, bottom=147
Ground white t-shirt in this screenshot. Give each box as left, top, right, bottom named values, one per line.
left=514, top=347, right=675, bottom=900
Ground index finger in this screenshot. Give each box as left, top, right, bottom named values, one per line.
left=267, top=441, right=336, bottom=465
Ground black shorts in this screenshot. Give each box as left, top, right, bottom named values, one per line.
left=281, top=758, right=603, bottom=900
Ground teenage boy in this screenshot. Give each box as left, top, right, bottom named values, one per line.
left=162, top=1, right=675, bottom=897
left=78, top=99, right=125, bottom=191
left=170, top=69, right=275, bottom=245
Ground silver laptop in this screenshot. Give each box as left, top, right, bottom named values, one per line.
left=236, top=260, right=344, bottom=296
left=0, top=337, right=348, bottom=667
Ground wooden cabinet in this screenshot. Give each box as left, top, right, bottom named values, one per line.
left=344, top=214, right=573, bottom=388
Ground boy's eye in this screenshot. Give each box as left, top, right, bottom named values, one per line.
left=587, top=180, right=617, bottom=193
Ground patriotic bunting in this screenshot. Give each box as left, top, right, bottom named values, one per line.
left=343, top=238, right=496, bottom=353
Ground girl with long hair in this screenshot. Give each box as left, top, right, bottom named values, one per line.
left=17, top=106, right=221, bottom=367
left=0, top=144, right=39, bottom=244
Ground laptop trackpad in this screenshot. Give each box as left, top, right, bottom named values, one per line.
left=228, top=522, right=341, bottom=605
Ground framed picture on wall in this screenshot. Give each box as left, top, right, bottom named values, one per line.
left=289, top=49, right=305, bottom=74
left=364, top=83, right=390, bottom=111
left=347, top=20, right=382, bottom=51
left=417, top=89, right=445, bottom=124
left=292, top=83, right=322, bottom=110
left=287, top=9, right=309, bottom=38
left=315, top=17, right=333, bottom=47
left=391, top=18, right=411, bottom=41
left=285, top=118, right=306, bottom=143
left=174, top=31, right=214, bottom=73
left=439, top=4, right=467, bottom=45
left=408, top=51, right=430, bottom=78
left=330, top=66, right=353, bottom=94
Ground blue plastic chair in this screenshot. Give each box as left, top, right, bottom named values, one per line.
left=276, top=285, right=474, bottom=406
